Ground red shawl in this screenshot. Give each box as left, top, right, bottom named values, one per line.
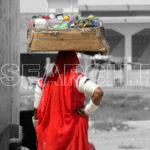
left=36, top=51, right=89, bottom=150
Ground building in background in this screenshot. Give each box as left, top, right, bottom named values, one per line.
left=20, top=0, right=150, bottom=86
left=20, top=0, right=150, bottom=70
left=79, top=0, right=150, bottom=71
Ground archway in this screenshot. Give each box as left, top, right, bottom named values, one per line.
left=132, top=29, right=150, bottom=69
left=105, top=29, right=125, bottom=58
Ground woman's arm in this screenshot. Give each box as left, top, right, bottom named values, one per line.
left=32, top=80, right=43, bottom=128
left=91, top=87, right=104, bottom=106
left=76, top=76, right=104, bottom=117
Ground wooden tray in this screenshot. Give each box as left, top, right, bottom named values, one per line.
left=27, top=27, right=110, bottom=54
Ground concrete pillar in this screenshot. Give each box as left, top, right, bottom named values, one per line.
left=125, top=34, right=132, bottom=70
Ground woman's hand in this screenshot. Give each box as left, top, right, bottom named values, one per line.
left=34, top=109, right=38, bottom=120
left=76, top=106, right=88, bottom=118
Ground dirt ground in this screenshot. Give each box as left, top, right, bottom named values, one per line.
left=88, top=120, right=150, bottom=150
left=87, top=87, right=150, bottom=150
left=20, top=76, right=150, bottom=150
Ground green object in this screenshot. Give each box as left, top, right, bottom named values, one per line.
left=60, top=23, right=68, bottom=29
left=84, top=18, right=89, bottom=22
left=53, top=25, right=60, bottom=29
left=79, top=17, right=84, bottom=20
left=32, top=16, right=38, bottom=18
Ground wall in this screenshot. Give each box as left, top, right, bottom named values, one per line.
left=20, top=0, right=48, bottom=13
left=0, top=0, right=20, bottom=149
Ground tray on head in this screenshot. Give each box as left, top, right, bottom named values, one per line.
left=27, top=27, right=110, bottom=54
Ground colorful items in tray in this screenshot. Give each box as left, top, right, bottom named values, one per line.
left=28, top=14, right=103, bottom=29
left=53, top=23, right=68, bottom=29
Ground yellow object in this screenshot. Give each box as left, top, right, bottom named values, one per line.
left=88, top=15, right=95, bottom=20
left=62, top=15, right=71, bottom=21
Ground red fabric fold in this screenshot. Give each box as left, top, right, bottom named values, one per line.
left=36, top=51, right=90, bottom=150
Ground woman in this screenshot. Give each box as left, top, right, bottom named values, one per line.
left=33, top=51, right=103, bottom=150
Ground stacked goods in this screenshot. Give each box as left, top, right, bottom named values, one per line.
left=28, top=14, right=102, bottom=29
left=27, top=14, right=110, bottom=53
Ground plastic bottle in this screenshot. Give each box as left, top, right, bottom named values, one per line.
left=48, top=19, right=63, bottom=28
left=92, top=18, right=102, bottom=27
left=34, top=19, right=47, bottom=28
left=73, top=15, right=80, bottom=22
left=49, top=14, right=55, bottom=19
left=69, top=16, right=74, bottom=24
left=56, top=14, right=63, bottom=20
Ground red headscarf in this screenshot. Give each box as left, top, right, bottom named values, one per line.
left=36, top=51, right=89, bottom=150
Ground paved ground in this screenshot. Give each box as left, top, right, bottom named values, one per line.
left=88, top=120, right=150, bottom=150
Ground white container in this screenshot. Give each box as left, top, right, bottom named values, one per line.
left=34, top=19, right=47, bottom=28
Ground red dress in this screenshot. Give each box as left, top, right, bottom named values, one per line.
left=36, top=51, right=94, bottom=150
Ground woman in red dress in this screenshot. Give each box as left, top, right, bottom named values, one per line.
left=33, top=51, right=103, bottom=150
